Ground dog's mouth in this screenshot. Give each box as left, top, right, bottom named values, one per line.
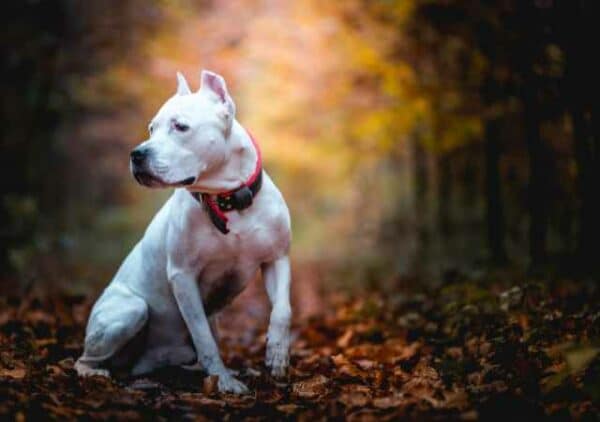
left=178, top=176, right=196, bottom=186
left=133, top=171, right=160, bottom=187
left=133, top=171, right=195, bottom=188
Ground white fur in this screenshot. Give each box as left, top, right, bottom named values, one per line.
left=75, top=70, right=292, bottom=394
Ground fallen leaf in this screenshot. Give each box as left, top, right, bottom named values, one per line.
left=565, top=346, right=599, bottom=374
left=339, top=384, right=371, bottom=408
left=203, top=375, right=219, bottom=395
left=337, top=329, right=355, bottom=349
left=277, top=403, right=300, bottom=414
left=180, top=393, right=227, bottom=409
left=373, top=394, right=405, bottom=409
left=355, top=359, right=378, bottom=370
left=0, top=367, right=26, bottom=379
left=443, top=389, right=469, bottom=410
left=332, top=354, right=368, bottom=380
left=292, top=375, right=329, bottom=399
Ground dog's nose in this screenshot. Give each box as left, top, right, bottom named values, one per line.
left=130, top=148, right=147, bottom=166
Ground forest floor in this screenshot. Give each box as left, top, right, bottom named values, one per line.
left=1, top=271, right=599, bottom=421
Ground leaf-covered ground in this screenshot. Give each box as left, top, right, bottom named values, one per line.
left=1, top=274, right=599, bottom=420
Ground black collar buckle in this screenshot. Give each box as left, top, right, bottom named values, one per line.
left=230, top=185, right=254, bottom=209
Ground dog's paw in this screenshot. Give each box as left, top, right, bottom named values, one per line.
left=266, top=339, right=289, bottom=378
left=74, top=360, right=110, bottom=378
left=217, top=373, right=249, bottom=394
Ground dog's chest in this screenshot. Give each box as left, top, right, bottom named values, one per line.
left=187, top=200, right=286, bottom=266
left=199, top=267, right=249, bottom=315
left=166, top=185, right=289, bottom=314
left=185, top=213, right=281, bottom=314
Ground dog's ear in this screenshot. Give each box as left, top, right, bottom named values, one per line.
left=200, top=70, right=236, bottom=132
left=176, top=72, right=191, bottom=95
left=200, top=70, right=228, bottom=102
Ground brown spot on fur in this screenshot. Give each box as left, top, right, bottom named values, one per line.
left=203, top=271, right=245, bottom=316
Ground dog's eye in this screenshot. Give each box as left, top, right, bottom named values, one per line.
left=174, top=122, right=190, bottom=132
left=148, top=124, right=154, bottom=134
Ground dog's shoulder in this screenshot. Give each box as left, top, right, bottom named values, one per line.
left=254, top=172, right=291, bottom=231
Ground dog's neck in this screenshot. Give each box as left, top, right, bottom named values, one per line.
left=186, top=120, right=258, bottom=195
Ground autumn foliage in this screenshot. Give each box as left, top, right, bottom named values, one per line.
left=1, top=275, right=600, bottom=419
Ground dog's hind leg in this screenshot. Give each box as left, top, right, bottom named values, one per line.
left=132, top=344, right=196, bottom=375
left=75, top=284, right=148, bottom=377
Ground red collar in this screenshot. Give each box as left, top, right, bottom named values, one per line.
left=190, top=131, right=263, bottom=234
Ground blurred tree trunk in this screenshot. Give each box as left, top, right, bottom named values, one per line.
left=436, top=153, right=452, bottom=238
left=412, top=135, right=429, bottom=263
left=484, top=116, right=508, bottom=265
left=518, top=1, right=549, bottom=272
left=460, top=148, right=478, bottom=209
left=481, top=64, right=508, bottom=266
left=414, top=138, right=428, bottom=232
left=560, top=0, right=600, bottom=275
left=522, top=71, right=548, bottom=272
left=412, top=135, right=429, bottom=269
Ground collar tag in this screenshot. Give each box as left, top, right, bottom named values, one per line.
left=231, top=185, right=253, bottom=209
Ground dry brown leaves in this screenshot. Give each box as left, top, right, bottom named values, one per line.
left=1, top=278, right=599, bottom=420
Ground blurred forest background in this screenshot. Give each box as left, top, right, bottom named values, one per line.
left=1, top=0, right=599, bottom=293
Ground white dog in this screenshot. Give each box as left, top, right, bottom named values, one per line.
left=74, top=70, right=292, bottom=394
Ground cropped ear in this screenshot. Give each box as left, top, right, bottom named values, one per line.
left=200, top=70, right=228, bottom=101
left=176, top=72, right=191, bottom=95
left=199, top=70, right=236, bottom=134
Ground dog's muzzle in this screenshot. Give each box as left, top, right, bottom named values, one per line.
left=130, top=147, right=195, bottom=188
left=130, top=147, right=155, bottom=186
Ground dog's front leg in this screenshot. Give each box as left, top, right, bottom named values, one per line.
left=262, top=255, right=292, bottom=378
left=169, top=271, right=248, bottom=394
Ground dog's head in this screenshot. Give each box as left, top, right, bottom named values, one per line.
left=130, top=70, right=236, bottom=188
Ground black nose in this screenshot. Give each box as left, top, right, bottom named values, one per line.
left=130, top=148, right=147, bottom=166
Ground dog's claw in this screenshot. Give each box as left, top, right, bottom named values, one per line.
left=217, top=373, right=249, bottom=394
